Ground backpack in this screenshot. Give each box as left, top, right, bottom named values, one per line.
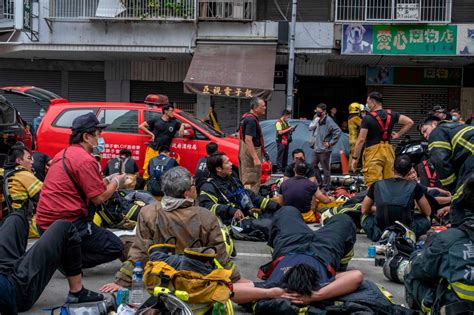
left=253, top=280, right=414, bottom=315
left=93, top=190, right=144, bottom=229
left=147, top=155, right=176, bottom=196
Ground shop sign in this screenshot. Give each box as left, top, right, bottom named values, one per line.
left=396, top=3, right=419, bottom=20
left=200, top=85, right=254, bottom=98
left=367, top=66, right=462, bottom=86
left=342, top=24, right=457, bottom=55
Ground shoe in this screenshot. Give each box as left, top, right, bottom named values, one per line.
left=376, top=244, right=388, bottom=255
left=67, top=287, right=104, bottom=304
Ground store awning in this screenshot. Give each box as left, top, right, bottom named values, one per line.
left=184, top=44, right=277, bottom=100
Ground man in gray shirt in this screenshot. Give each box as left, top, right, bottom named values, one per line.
left=309, top=103, right=341, bottom=191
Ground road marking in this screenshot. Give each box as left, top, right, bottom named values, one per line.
left=237, top=253, right=375, bottom=262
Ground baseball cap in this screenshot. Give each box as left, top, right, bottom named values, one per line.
left=432, top=105, right=445, bottom=113
left=71, top=112, right=108, bottom=132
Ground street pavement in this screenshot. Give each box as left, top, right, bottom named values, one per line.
left=22, top=229, right=407, bottom=314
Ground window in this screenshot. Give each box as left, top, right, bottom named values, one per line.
left=53, top=109, right=96, bottom=128
left=144, top=110, right=162, bottom=122
left=98, top=109, right=138, bottom=134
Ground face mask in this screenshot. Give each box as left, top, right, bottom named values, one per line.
left=452, top=116, right=459, bottom=122
left=95, top=137, right=105, bottom=153
left=316, top=112, right=322, bottom=118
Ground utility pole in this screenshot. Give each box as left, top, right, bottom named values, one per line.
left=286, top=0, right=297, bottom=112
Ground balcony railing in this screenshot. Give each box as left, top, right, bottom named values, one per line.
left=49, top=0, right=196, bottom=20
left=335, top=0, right=452, bottom=23
left=198, top=0, right=255, bottom=21
left=1, top=0, right=14, bottom=20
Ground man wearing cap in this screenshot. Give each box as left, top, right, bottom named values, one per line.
left=36, top=112, right=127, bottom=269
left=432, top=105, right=452, bottom=121
left=139, top=103, right=189, bottom=180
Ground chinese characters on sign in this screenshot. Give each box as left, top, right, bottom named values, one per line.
left=102, top=143, right=141, bottom=160
left=171, top=143, right=198, bottom=151
left=342, top=24, right=458, bottom=55
left=202, top=85, right=253, bottom=98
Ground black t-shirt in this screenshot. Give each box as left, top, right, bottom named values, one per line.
left=361, top=109, right=400, bottom=147
left=147, top=117, right=182, bottom=150
left=194, top=156, right=209, bottom=190
left=367, top=178, right=424, bottom=230
left=32, top=151, right=51, bottom=182
left=240, top=114, right=262, bottom=147
left=279, top=176, right=318, bottom=213
left=283, top=162, right=317, bottom=179
left=103, top=157, right=139, bottom=176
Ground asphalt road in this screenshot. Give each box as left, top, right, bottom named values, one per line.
left=22, top=230, right=407, bottom=314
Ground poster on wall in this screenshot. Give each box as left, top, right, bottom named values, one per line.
left=342, top=24, right=457, bottom=56
left=457, top=24, right=474, bottom=55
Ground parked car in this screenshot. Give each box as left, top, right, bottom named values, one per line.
left=260, top=119, right=350, bottom=172
left=36, top=99, right=271, bottom=183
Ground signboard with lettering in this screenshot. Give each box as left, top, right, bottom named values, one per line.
left=367, top=67, right=462, bottom=87
left=342, top=24, right=458, bottom=56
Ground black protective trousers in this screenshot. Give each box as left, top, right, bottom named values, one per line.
left=276, top=142, right=289, bottom=172
left=268, top=206, right=356, bottom=272
left=0, top=212, right=82, bottom=313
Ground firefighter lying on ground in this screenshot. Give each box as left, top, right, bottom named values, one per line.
left=198, top=152, right=279, bottom=226
left=231, top=206, right=361, bottom=307
left=100, top=166, right=241, bottom=293
left=419, top=115, right=474, bottom=227
left=404, top=174, right=474, bottom=314
left=361, top=155, right=432, bottom=242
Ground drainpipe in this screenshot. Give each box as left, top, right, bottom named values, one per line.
left=286, top=0, right=297, bottom=113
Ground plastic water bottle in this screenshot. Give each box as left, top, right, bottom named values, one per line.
left=129, top=261, right=145, bottom=307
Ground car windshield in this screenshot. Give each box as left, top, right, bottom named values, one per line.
left=179, top=111, right=225, bottom=138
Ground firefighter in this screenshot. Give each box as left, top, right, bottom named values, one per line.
left=404, top=175, right=474, bottom=314
left=419, top=116, right=474, bottom=226
left=347, top=102, right=362, bottom=167
left=198, top=152, right=279, bottom=226
left=351, top=92, right=414, bottom=187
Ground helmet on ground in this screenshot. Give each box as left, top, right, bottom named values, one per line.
left=145, top=94, right=169, bottom=106
left=349, top=102, right=361, bottom=114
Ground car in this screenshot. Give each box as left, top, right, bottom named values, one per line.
left=260, top=119, right=350, bottom=172
left=36, top=99, right=271, bottom=183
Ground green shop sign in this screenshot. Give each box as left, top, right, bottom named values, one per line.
left=342, top=24, right=457, bottom=55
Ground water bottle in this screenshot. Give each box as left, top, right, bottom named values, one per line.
left=129, top=261, right=145, bottom=307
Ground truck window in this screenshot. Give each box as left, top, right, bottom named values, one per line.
left=97, top=109, right=138, bottom=134
left=53, top=108, right=96, bottom=128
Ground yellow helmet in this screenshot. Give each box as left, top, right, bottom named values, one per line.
left=349, top=102, right=361, bottom=114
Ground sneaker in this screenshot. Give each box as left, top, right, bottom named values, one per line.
left=67, top=287, right=104, bottom=304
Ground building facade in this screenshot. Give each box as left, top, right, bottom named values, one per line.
left=0, top=0, right=472, bottom=135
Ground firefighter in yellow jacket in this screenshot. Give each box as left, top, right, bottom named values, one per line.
left=348, top=102, right=362, bottom=166
left=351, top=92, right=414, bottom=187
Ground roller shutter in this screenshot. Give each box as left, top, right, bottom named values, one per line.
left=377, top=86, right=450, bottom=141
left=68, top=71, right=106, bottom=102
left=212, top=96, right=251, bottom=135
left=130, top=81, right=196, bottom=114
left=0, top=69, right=62, bottom=123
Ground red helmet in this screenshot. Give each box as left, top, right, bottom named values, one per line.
left=144, top=94, right=169, bottom=106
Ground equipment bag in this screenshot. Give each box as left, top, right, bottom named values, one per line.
left=93, top=190, right=143, bottom=229
left=50, top=301, right=108, bottom=315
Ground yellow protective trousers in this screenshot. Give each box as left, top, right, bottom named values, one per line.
left=362, top=142, right=395, bottom=187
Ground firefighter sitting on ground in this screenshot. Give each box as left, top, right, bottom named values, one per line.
left=278, top=161, right=335, bottom=223
left=198, top=152, right=279, bottom=225
left=146, top=145, right=179, bottom=197
left=1, top=143, right=43, bottom=237
left=100, top=166, right=241, bottom=292
left=361, top=155, right=432, bottom=242
left=419, top=115, right=474, bottom=227
left=404, top=174, right=474, bottom=314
